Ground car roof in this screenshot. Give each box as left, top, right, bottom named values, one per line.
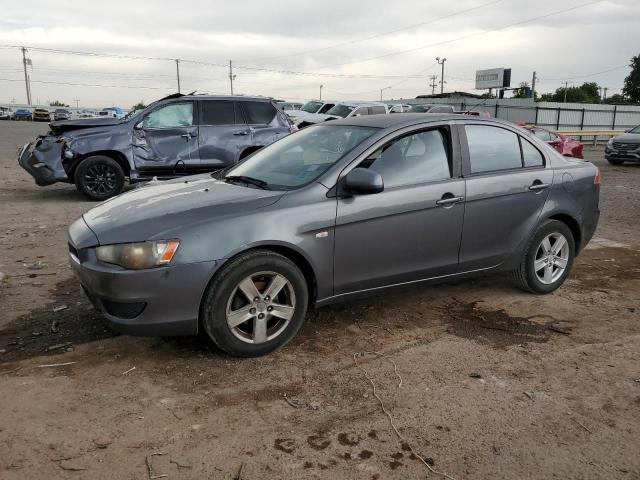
left=336, top=101, right=387, bottom=107
left=320, top=113, right=513, bottom=129
left=179, top=94, right=274, bottom=102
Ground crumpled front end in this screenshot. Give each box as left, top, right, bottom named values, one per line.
left=18, top=136, right=69, bottom=186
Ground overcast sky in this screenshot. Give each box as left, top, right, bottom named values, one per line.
left=1, top=0, right=639, bottom=108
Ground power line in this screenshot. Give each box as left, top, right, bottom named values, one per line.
left=0, top=77, right=172, bottom=90
left=245, top=0, right=505, bottom=63
left=539, top=64, right=629, bottom=81
left=306, top=0, right=605, bottom=70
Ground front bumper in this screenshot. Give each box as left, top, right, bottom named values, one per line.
left=68, top=218, right=219, bottom=336
left=33, top=114, right=50, bottom=122
left=18, top=139, right=69, bottom=186
left=605, top=147, right=640, bottom=162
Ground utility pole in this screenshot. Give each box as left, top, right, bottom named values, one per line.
left=603, top=87, right=608, bottom=101
left=229, top=60, right=236, bottom=95
left=563, top=81, right=569, bottom=103
left=429, top=75, right=438, bottom=95
left=21, top=47, right=32, bottom=105
left=380, top=86, right=391, bottom=101
left=435, top=57, right=447, bottom=94
left=175, top=59, right=181, bottom=93
left=319, top=84, right=323, bottom=100
left=531, top=71, right=537, bottom=99
left=73, top=99, right=79, bottom=108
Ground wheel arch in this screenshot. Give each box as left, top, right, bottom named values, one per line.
left=546, top=212, right=582, bottom=253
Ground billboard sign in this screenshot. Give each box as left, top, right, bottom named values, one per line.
left=475, top=68, right=511, bottom=89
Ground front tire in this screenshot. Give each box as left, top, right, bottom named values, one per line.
left=513, top=219, right=575, bottom=294
left=201, top=250, right=308, bottom=357
left=74, top=156, right=125, bottom=201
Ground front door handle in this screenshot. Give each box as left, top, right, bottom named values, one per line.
left=180, top=132, right=196, bottom=139
left=436, top=195, right=465, bottom=206
left=233, top=130, right=250, bottom=136
left=529, top=182, right=551, bottom=192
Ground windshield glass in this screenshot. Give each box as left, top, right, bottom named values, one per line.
left=301, top=101, right=323, bottom=113
left=326, top=104, right=355, bottom=118
left=630, top=125, right=640, bottom=134
left=225, top=125, right=378, bottom=190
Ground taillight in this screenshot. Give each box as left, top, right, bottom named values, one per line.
left=594, top=167, right=601, bottom=185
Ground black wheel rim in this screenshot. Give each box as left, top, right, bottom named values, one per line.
left=84, top=164, right=117, bottom=195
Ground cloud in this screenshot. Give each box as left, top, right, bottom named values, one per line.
left=0, top=0, right=638, bottom=106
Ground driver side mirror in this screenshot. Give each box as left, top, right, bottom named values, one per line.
left=344, top=168, right=384, bottom=194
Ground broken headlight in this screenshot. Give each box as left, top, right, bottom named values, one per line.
left=96, top=240, right=180, bottom=269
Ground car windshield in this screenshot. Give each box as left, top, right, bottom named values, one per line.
left=325, top=104, right=355, bottom=118
left=301, top=101, right=323, bottom=113
left=224, top=125, right=378, bottom=190
left=630, top=125, right=640, bottom=134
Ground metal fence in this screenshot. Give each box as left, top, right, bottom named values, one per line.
left=398, top=97, right=640, bottom=136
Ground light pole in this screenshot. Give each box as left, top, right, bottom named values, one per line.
left=380, top=86, right=392, bottom=101
left=435, top=57, right=447, bottom=94
left=319, top=84, right=323, bottom=101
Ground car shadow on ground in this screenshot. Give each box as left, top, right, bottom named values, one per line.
left=0, top=273, right=571, bottom=365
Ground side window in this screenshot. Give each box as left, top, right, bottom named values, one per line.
left=432, top=106, right=453, bottom=113
left=533, top=128, right=552, bottom=142
left=353, top=107, right=368, bottom=116
left=465, top=125, right=522, bottom=174
left=521, top=137, right=545, bottom=167
left=369, top=106, right=386, bottom=115
left=318, top=103, right=335, bottom=114
left=242, top=101, right=276, bottom=124
left=143, top=103, right=193, bottom=129
left=358, top=129, right=451, bottom=188
left=200, top=101, right=241, bottom=125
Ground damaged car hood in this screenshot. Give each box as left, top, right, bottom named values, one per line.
left=83, top=175, right=285, bottom=245
left=49, top=117, right=123, bottom=134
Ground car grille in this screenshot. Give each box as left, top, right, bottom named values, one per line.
left=612, top=142, right=638, bottom=151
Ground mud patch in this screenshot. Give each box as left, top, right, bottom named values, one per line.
left=443, top=301, right=570, bottom=348
left=0, top=278, right=117, bottom=363
left=572, top=246, right=640, bottom=290
left=337, top=432, right=361, bottom=446
left=307, top=435, right=331, bottom=450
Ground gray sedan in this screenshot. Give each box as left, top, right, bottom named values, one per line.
left=68, top=114, right=600, bottom=357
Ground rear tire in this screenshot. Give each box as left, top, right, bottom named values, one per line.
left=512, top=219, right=575, bottom=294
left=200, top=250, right=308, bottom=357
left=74, top=155, right=125, bottom=201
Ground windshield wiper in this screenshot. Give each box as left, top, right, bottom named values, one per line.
left=224, top=175, right=270, bottom=190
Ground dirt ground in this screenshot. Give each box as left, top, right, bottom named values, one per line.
left=0, top=121, right=639, bottom=480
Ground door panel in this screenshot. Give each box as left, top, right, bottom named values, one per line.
left=459, top=169, right=553, bottom=271
left=133, top=101, right=199, bottom=171
left=198, top=100, right=249, bottom=169
left=334, top=180, right=465, bottom=294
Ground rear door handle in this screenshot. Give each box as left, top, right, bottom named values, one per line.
left=529, top=182, right=551, bottom=191
left=233, top=130, right=250, bottom=136
left=180, top=132, right=196, bottom=139
left=436, top=195, right=464, bottom=206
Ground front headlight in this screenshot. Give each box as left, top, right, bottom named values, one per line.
left=96, top=240, right=180, bottom=269
left=607, top=138, right=614, bottom=147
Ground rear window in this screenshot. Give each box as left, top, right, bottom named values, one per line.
left=465, top=125, right=522, bottom=173
left=369, top=106, right=387, bottom=115
left=200, top=101, right=242, bottom=125
left=242, top=101, right=276, bottom=124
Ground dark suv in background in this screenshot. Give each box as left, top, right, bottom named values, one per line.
left=19, top=94, right=293, bottom=200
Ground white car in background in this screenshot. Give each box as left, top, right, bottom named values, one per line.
left=284, top=100, right=339, bottom=123
left=293, top=101, right=388, bottom=127
left=388, top=103, right=411, bottom=113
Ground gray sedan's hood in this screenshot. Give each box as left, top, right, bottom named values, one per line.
left=83, top=175, right=285, bottom=245
left=611, top=133, right=640, bottom=143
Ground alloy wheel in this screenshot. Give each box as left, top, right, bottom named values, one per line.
left=225, top=271, right=296, bottom=344
left=534, top=232, right=570, bottom=285
left=84, top=164, right=118, bottom=195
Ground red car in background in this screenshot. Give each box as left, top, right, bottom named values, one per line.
left=522, top=125, right=584, bottom=159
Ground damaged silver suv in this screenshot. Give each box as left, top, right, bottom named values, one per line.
left=18, top=94, right=294, bottom=200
